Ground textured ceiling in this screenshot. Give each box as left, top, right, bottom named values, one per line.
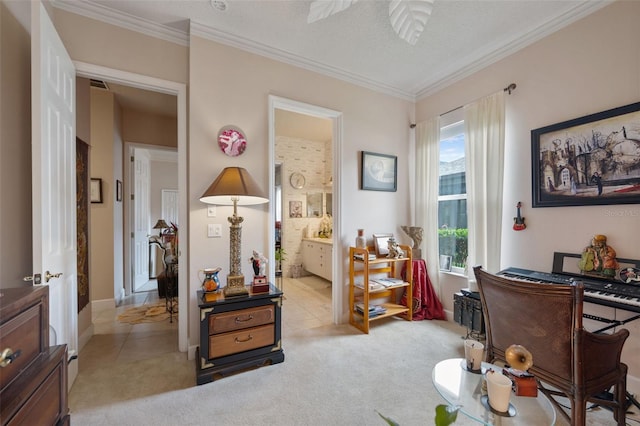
left=58, top=0, right=610, bottom=114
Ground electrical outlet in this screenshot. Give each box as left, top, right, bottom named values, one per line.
left=207, top=205, right=216, bottom=217
left=208, top=223, right=222, bottom=238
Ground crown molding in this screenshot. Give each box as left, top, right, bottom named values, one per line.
left=190, top=22, right=415, bottom=101
left=51, top=0, right=189, bottom=46
left=415, top=0, right=612, bottom=100
left=53, top=0, right=611, bottom=102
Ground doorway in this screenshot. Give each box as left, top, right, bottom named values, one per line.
left=75, top=62, right=188, bottom=352
left=268, top=96, right=343, bottom=325
left=129, top=145, right=178, bottom=294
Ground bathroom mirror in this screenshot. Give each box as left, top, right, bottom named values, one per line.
left=325, top=192, right=332, bottom=216
left=307, top=192, right=323, bottom=217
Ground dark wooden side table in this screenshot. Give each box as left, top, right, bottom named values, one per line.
left=196, top=285, right=284, bottom=385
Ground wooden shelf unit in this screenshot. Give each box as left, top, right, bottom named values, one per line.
left=348, top=245, right=412, bottom=333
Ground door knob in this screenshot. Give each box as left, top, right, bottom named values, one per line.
left=45, top=270, right=63, bottom=283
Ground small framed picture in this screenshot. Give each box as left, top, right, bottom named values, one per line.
left=361, top=151, right=397, bottom=192
left=90, top=178, right=103, bottom=203
left=373, top=233, right=393, bottom=257
left=289, top=200, right=302, bottom=218
left=439, top=255, right=452, bottom=272
left=116, top=180, right=123, bottom=202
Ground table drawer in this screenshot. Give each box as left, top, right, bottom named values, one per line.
left=208, top=305, right=274, bottom=335
left=208, top=324, right=274, bottom=359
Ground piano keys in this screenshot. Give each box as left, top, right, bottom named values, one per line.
left=498, top=266, right=640, bottom=313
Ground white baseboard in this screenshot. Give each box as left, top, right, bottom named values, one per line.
left=91, top=298, right=115, bottom=321
left=188, top=344, right=198, bottom=361
left=78, top=323, right=94, bottom=353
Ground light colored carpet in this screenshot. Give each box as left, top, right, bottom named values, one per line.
left=68, top=314, right=636, bottom=425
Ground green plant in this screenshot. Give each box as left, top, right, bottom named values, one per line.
left=438, top=228, right=468, bottom=267
left=376, top=404, right=460, bottom=426
left=275, top=248, right=287, bottom=271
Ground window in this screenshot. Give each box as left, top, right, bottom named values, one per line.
left=438, top=114, right=467, bottom=270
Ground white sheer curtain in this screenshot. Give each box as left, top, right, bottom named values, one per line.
left=464, top=90, right=505, bottom=273
left=415, top=117, right=441, bottom=293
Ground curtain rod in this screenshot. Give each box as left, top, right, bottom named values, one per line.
left=409, top=82, right=516, bottom=129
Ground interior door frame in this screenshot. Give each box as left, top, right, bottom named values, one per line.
left=75, top=61, right=188, bottom=352
left=268, top=95, right=343, bottom=324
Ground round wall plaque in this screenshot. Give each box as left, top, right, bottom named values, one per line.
left=290, top=172, right=305, bottom=189
left=218, top=125, right=247, bottom=157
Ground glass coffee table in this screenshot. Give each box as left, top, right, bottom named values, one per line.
left=432, top=358, right=556, bottom=425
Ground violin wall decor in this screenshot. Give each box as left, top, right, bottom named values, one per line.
left=513, top=202, right=526, bottom=231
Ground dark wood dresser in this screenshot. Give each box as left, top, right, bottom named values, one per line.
left=0, top=286, right=69, bottom=425
left=196, top=285, right=284, bottom=385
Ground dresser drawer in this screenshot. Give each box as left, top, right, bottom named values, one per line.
left=208, top=324, right=274, bottom=359
left=208, top=305, right=274, bottom=335
left=0, top=287, right=48, bottom=392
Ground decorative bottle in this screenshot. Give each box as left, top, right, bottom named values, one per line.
left=355, top=229, right=366, bottom=248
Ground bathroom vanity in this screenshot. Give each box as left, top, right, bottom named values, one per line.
left=302, top=238, right=332, bottom=281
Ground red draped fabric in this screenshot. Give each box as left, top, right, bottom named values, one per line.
left=401, top=259, right=445, bottom=320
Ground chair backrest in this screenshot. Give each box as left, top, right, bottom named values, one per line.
left=473, top=266, right=583, bottom=391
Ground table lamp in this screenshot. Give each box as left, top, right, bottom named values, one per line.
left=200, top=167, right=268, bottom=296
left=153, top=219, right=169, bottom=237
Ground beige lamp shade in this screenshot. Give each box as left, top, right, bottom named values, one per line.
left=153, top=219, right=170, bottom=230
left=200, top=167, right=268, bottom=205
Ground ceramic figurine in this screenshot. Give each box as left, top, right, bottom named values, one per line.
left=578, top=234, right=618, bottom=277
left=387, top=237, right=405, bottom=259
left=250, top=250, right=268, bottom=277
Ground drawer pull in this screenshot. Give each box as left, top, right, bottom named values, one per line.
left=235, top=314, right=254, bottom=323
left=235, top=335, right=253, bottom=344
left=0, top=348, right=22, bottom=367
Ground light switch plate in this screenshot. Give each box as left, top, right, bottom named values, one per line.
left=208, top=223, right=222, bottom=238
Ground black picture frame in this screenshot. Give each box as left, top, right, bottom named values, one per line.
left=361, top=151, right=397, bottom=191
left=90, top=178, right=103, bottom=204
left=116, top=180, right=123, bottom=202
left=531, top=102, right=640, bottom=208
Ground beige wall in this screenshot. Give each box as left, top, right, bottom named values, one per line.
left=89, top=89, right=117, bottom=301
left=52, top=8, right=188, bottom=85
left=123, top=110, right=177, bottom=148
left=76, top=77, right=91, bottom=143
left=0, top=1, right=32, bottom=286
left=416, top=0, right=640, bottom=392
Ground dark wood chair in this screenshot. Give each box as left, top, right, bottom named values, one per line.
left=473, top=266, right=629, bottom=426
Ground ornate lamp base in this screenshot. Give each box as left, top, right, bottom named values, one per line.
left=224, top=274, right=248, bottom=297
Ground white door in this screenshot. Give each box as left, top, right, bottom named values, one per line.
left=31, top=1, right=78, bottom=385
left=133, top=148, right=151, bottom=291
left=161, top=189, right=179, bottom=226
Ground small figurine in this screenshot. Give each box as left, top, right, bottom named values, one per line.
left=578, top=234, right=619, bottom=277
left=386, top=237, right=405, bottom=259
left=250, top=250, right=267, bottom=277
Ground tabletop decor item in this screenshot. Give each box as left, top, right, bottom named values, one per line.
left=217, top=125, right=247, bottom=157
